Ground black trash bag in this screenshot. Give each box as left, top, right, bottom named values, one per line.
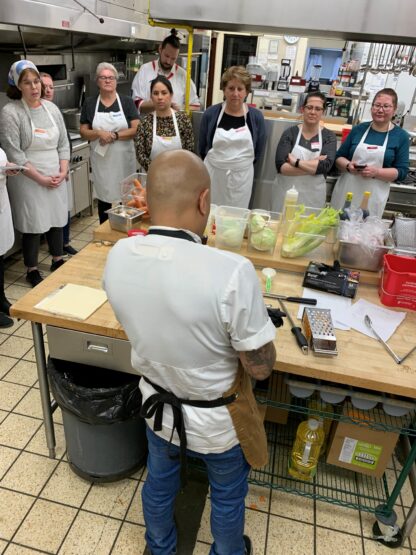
left=47, top=357, right=142, bottom=425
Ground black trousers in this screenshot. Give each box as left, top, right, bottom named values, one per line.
left=98, top=200, right=112, bottom=224
left=0, top=255, right=6, bottom=301
left=22, top=227, right=63, bottom=268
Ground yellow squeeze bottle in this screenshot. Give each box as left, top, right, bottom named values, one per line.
left=283, top=186, right=298, bottom=221
left=288, top=418, right=325, bottom=480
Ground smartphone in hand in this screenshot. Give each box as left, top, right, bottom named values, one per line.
left=355, top=164, right=367, bottom=171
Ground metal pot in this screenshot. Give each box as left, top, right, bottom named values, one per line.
left=62, top=108, right=81, bottom=131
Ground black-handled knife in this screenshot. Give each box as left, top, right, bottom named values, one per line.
left=278, top=299, right=309, bottom=355
left=263, top=293, right=317, bottom=305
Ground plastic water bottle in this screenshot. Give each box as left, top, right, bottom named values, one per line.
left=288, top=418, right=325, bottom=480
left=283, top=185, right=298, bottom=222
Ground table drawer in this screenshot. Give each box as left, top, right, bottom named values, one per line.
left=46, top=325, right=136, bottom=375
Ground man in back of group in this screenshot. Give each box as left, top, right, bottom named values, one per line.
left=131, top=29, right=200, bottom=113
left=103, top=150, right=276, bottom=555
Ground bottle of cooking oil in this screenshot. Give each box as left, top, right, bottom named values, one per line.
left=288, top=418, right=325, bottom=480
left=307, top=399, right=334, bottom=458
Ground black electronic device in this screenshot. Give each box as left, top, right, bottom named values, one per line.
left=307, top=64, right=322, bottom=93
left=276, top=59, right=292, bottom=91
left=303, top=261, right=360, bottom=299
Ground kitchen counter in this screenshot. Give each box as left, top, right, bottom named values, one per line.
left=10, top=241, right=416, bottom=398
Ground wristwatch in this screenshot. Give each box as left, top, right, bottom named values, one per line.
left=346, top=163, right=351, bottom=173
left=295, top=158, right=300, bottom=168
left=113, top=131, right=119, bottom=141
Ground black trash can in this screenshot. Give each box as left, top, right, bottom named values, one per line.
left=48, top=357, right=147, bottom=482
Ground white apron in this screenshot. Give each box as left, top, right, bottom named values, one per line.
left=7, top=100, right=67, bottom=234
left=66, top=173, right=73, bottom=212
left=0, top=149, right=14, bottom=255
left=90, top=93, right=136, bottom=203
left=331, top=123, right=390, bottom=218
left=150, top=109, right=182, bottom=161
left=273, top=125, right=327, bottom=212
left=204, top=103, right=255, bottom=208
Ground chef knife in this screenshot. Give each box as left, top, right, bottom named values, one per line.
left=263, top=292, right=317, bottom=305
left=278, top=299, right=309, bottom=355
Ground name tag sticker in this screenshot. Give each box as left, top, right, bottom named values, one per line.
left=367, top=146, right=379, bottom=150
left=235, top=127, right=246, bottom=133
left=160, top=136, right=173, bottom=142
left=311, top=142, right=320, bottom=150
left=34, top=128, right=47, bottom=138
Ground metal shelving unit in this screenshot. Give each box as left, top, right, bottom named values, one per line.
left=190, top=373, right=416, bottom=545
left=250, top=419, right=390, bottom=515
left=253, top=373, right=416, bottom=543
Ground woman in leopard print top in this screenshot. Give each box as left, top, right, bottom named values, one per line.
left=135, top=75, right=194, bottom=171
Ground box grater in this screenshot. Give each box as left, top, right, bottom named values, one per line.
left=302, top=308, right=338, bottom=356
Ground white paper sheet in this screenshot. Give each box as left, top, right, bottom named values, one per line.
left=35, top=284, right=107, bottom=320
left=342, top=298, right=406, bottom=342
left=297, top=288, right=352, bottom=330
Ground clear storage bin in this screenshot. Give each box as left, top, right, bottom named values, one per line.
left=120, top=172, right=147, bottom=206
left=215, top=206, right=250, bottom=251
left=281, top=205, right=339, bottom=259
left=247, top=210, right=281, bottom=254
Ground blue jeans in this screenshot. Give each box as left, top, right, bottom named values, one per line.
left=142, top=426, right=250, bottom=555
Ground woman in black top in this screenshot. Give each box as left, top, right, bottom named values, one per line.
left=80, top=62, right=139, bottom=223
left=274, top=91, right=336, bottom=212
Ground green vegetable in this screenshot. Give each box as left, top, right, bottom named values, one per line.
left=281, top=205, right=340, bottom=258
left=218, top=217, right=244, bottom=248
left=250, top=228, right=277, bottom=251
left=250, top=214, right=267, bottom=233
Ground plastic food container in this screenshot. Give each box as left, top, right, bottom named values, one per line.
left=215, top=206, right=250, bottom=250
left=106, top=206, right=146, bottom=232
left=281, top=205, right=339, bottom=260
left=379, top=254, right=416, bottom=311
left=337, top=240, right=393, bottom=272
left=120, top=172, right=147, bottom=206
left=247, top=210, right=281, bottom=254
left=204, top=204, right=218, bottom=236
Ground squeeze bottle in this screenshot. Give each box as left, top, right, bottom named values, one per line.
left=283, top=186, right=298, bottom=222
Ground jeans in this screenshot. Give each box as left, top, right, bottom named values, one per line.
left=142, top=426, right=250, bottom=555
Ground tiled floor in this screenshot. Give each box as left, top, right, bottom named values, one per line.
left=1, top=210, right=416, bottom=554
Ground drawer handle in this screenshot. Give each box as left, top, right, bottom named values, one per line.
left=87, top=343, right=109, bottom=353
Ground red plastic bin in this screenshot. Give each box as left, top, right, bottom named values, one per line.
left=379, top=254, right=416, bottom=311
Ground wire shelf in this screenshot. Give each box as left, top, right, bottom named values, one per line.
left=249, top=420, right=390, bottom=514
left=256, top=373, right=416, bottom=436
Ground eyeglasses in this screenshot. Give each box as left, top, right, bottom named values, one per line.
left=372, top=104, right=394, bottom=111
left=304, top=105, right=324, bottom=112
left=98, top=76, right=116, bottom=81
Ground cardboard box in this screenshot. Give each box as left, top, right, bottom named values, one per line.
left=256, top=372, right=290, bottom=425
left=326, top=406, right=399, bottom=478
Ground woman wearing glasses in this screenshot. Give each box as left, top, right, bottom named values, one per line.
left=331, top=88, right=409, bottom=217
left=274, top=92, right=336, bottom=212
left=80, top=63, right=139, bottom=223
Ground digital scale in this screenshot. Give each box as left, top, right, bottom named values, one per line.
left=276, top=59, right=292, bottom=91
